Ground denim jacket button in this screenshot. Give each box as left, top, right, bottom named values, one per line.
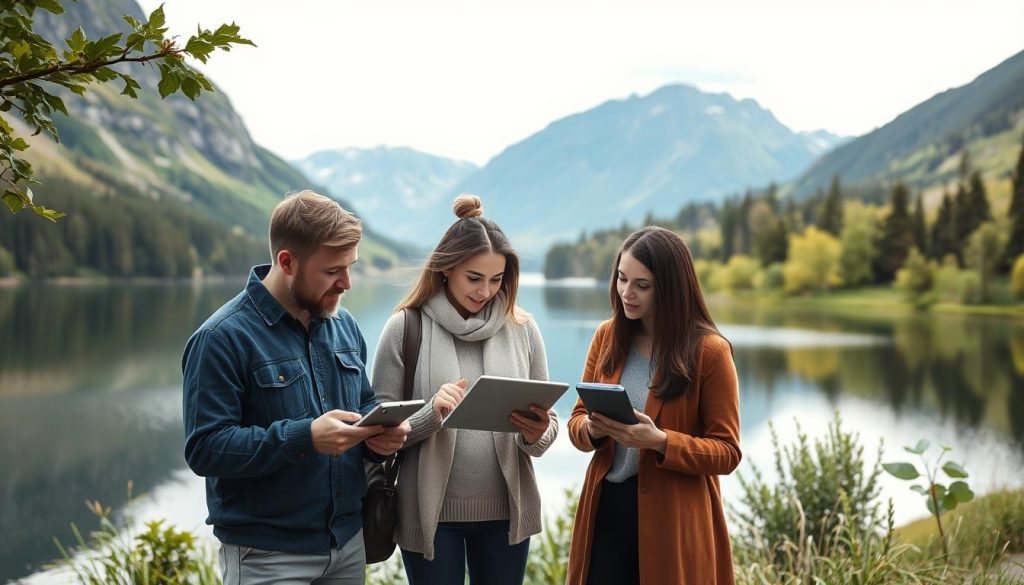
left=278, top=374, right=285, bottom=382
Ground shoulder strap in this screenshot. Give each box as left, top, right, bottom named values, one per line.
left=384, top=307, right=421, bottom=482
left=401, top=307, right=421, bottom=401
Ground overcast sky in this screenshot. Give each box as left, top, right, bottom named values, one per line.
left=139, top=1, right=1024, bottom=165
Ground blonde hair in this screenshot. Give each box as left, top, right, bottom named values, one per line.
left=398, top=194, right=523, bottom=322
left=269, top=190, right=362, bottom=261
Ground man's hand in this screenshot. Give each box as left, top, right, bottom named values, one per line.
left=510, top=404, right=550, bottom=444
left=432, top=378, right=468, bottom=420
left=311, top=410, right=381, bottom=455
left=366, top=420, right=411, bottom=456
left=587, top=411, right=667, bottom=453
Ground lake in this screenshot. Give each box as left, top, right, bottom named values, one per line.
left=3, top=275, right=1024, bottom=583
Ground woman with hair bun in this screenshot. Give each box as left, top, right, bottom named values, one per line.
left=371, top=194, right=558, bottom=585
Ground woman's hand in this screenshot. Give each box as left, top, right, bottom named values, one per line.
left=587, top=411, right=667, bottom=453
left=432, top=378, right=468, bottom=420
left=510, top=404, right=550, bottom=444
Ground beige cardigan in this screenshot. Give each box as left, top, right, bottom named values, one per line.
left=370, top=308, right=558, bottom=560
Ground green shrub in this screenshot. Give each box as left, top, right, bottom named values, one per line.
left=732, top=414, right=884, bottom=563
left=54, top=498, right=219, bottom=585
left=1011, top=255, right=1024, bottom=299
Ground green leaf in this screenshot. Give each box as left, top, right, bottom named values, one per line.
left=9, top=138, right=28, bottom=151
left=180, top=76, right=200, bottom=100
left=123, top=15, right=142, bottom=29
left=882, top=462, right=920, bottom=480
left=33, top=0, right=64, bottom=15
left=12, top=40, right=32, bottom=59
left=904, top=439, right=930, bottom=455
left=30, top=203, right=65, bottom=222
left=942, top=493, right=958, bottom=512
left=949, top=481, right=974, bottom=503
left=83, top=32, right=122, bottom=60
left=942, top=461, right=968, bottom=478
left=3, top=191, right=26, bottom=213
left=66, top=27, right=87, bottom=52
left=157, top=69, right=180, bottom=98
left=147, top=4, right=166, bottom=31
left=910, top=485, right=928, bottom=495
left=926, top=495, right=941, bottom=516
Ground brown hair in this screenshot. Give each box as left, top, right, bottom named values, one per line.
left=269, top=190, right=362, bottom=261
left=398, top=194, right=522, bottom=321
left=601, top=226, right=725, bottom=400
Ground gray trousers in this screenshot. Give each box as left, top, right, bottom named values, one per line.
left=219, top=530, right=366, bottom=585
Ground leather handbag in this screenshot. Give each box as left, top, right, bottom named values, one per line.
left=362, top=306, right=420, bottom=563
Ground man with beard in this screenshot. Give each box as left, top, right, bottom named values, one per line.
left=182, top=191, right=409, bottom=584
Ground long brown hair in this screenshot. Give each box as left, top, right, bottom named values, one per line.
left=600, top=226, right=724, bottom=399
left=397, top=194, right=522, bottom=321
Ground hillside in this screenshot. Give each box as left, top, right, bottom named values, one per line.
left=0, top=0, right=407, bottom=278
left=789, top=49, right=1024, bottom=201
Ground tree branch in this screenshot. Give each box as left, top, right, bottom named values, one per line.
left=0, top=48, right=180, bottom=89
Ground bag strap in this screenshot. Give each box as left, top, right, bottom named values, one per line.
left=382, top=306, right=421, bottom=483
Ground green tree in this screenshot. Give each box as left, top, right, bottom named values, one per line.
left=911, top=193, right=927, bottom=256
left=894, top=248, right=935, bottom=308
left=783, top=226, right=842, bottom=294
left=1006, top=137, right=1024, bottom=265
left=964, top=221, right=1004, bottom=303
left=838, top=202, right=879, bottom=286
left=0, top=1, right=252, bottom=220
left=931, top=191, right=958, bottom=262
left=1012, top=254, right=1024, bottom=300
left=874, top=183, right=915, bottom=282
left=819, top=174, right=843, bottom=235
left=544, top=243, right=574, bottom=279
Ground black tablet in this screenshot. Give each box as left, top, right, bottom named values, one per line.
left=575, top=382, right=639, bottom=424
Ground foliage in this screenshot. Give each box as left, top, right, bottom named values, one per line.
left=716, top=254, right=761, bottom=292
left=525, top=488, right=578, bottom=585
left=783, top=226, right=842, bottom=294
left=365, top=553, right=405, bottom=585
left=0, top=1, right=253, bottom=220
left=1012, top=254, right=1024, bottom=299
left=874, top=183, right=916, bottom=282
left=732, top=414, right=884, bottom=562
left=894, top=247, right=936, bottom=309
left=53, top=490, right=220, bottom=585
left=964, top=221, right=1005, bottom=303
left=838, top=201, right=880, bottom=286
left=933, top=255, right=965, bottom=303
left=754, top=261, right=784, bottom=292
left=883, top=440, right=974, bottom=557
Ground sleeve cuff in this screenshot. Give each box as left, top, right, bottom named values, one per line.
left=283, top=418, right=315, bottom=462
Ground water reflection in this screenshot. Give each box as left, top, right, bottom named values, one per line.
left=2, top=281, right=1024, bottom=582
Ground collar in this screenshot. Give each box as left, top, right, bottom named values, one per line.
left=246, top=264, right=290, bottom=327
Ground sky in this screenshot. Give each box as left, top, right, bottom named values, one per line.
left=139, top=1, right=1024, bottom=166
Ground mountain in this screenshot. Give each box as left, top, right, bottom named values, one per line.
left=1, top=0, right=406, bottom=278
left=446, top=84, right=846, bottom=259
left=293, top=147, right=477, bottom=244
left=789, top=49, right=1024, bottom=199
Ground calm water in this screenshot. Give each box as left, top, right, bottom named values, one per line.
left=3, top=277, right=1024, bottom=582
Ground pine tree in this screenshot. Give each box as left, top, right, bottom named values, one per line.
left=967, top=171, right=991, bottom=227
left=1005, top=138, right=1024, bottom=264
left=820, top=174, right=844, bottom=235
left=875, top=183, right=916, bottom=282
left=911, top=193, right=928, bottom=256
left=931, top=192, right=958, bottom=263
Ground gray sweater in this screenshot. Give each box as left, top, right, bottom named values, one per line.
left=370, top=302, right=558, bottom=559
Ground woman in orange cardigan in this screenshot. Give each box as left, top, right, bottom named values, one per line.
left=566, top=226, right=741, bottom=585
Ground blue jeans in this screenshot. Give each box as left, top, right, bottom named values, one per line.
left=401, top=520, right=530, bottom=585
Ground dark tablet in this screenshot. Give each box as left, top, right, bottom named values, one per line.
left=575, top=382, right=639, bottom=425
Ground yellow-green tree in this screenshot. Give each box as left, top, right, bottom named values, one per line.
left=964, top=221, right=1004, bottom=303
left=783, top=226, right=842, bottom=294
left=1011, top=254, right=1024, bottom=300
left=838, top=201, right=879, bottom=286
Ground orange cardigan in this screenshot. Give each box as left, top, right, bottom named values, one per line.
left=566, top=320, right=741, bottom=585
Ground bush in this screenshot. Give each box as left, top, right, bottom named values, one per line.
left=718, top=255, right=760, bottom=292
left=755, top=262, right=785, bottom=292
left=1012, top=255, right=1024, bottom=299
left=54, top=498, right=219, bottom=585
left=894, top=248, right=936, bottom=309
left=732, top=414, right=884, bottom=562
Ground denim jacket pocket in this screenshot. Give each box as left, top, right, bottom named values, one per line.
left=252, top=358, right=311, bottom=420
left=334, top=350, right=365, bottom=407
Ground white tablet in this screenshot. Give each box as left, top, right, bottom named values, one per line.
left=441, top=375, right=570, bottom=433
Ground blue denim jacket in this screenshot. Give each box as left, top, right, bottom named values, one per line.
left=182, top=265, right=381, bottom=554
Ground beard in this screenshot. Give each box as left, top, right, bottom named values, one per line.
left=290, top=272, right=344, bottom=320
